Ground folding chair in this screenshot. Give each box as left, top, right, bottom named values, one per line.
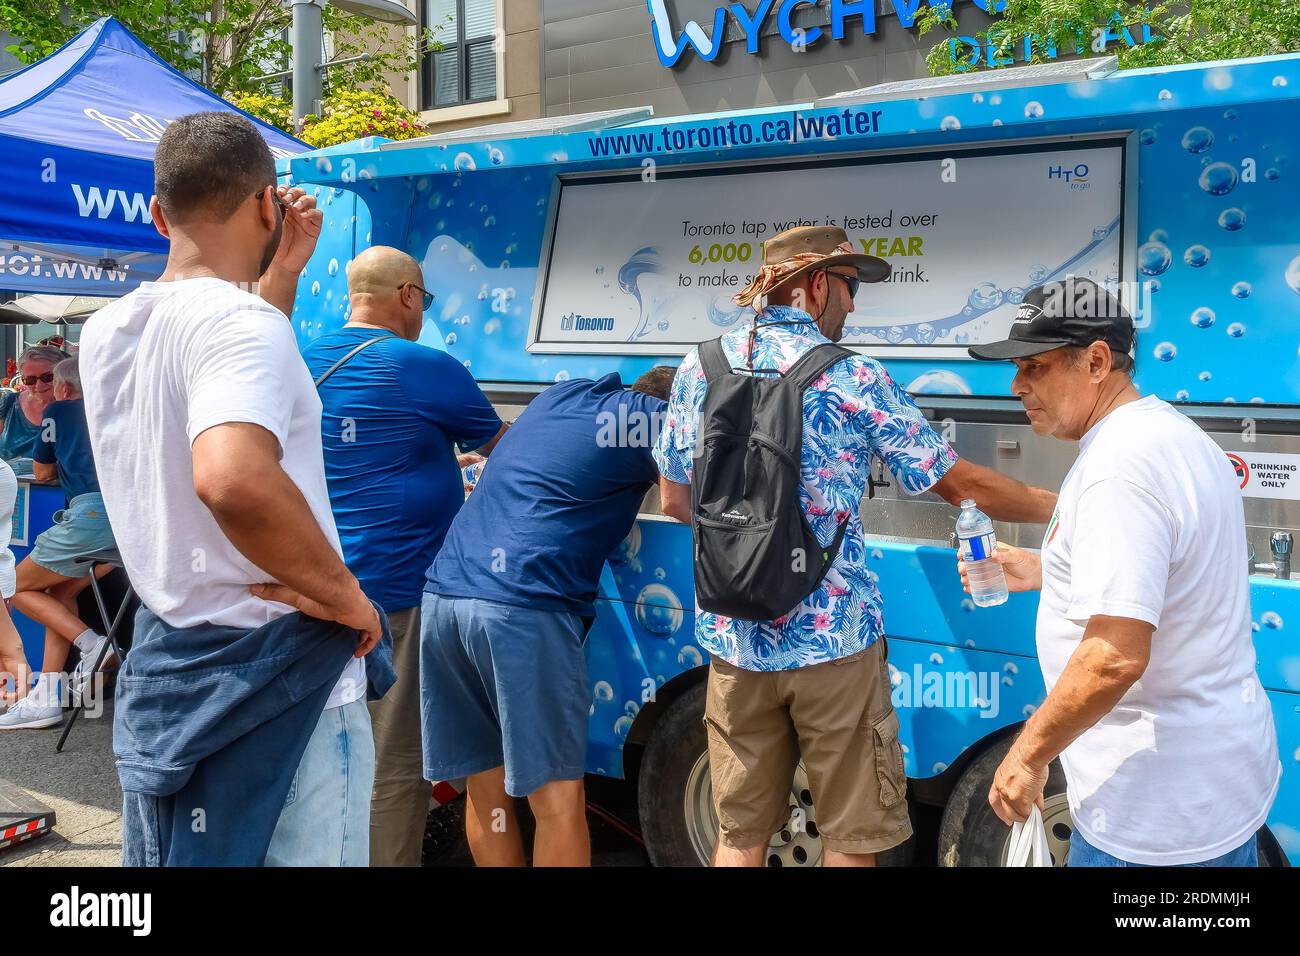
left=56, top=547, right=134, bottom=754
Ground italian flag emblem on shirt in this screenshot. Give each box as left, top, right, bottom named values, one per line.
left=1044, top=512, right=1060, bottom=547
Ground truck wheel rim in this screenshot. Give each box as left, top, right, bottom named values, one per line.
left=684, top=754, right=824, bottom=867
left=998, top=792, right=1073, bottom=867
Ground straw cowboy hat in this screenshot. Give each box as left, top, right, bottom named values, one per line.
left=734, top=225, right=891, bottom=311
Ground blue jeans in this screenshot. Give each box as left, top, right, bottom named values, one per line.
left=1069, top=828, right=1258, bottom=867
left=266, top=698, right=375, bottom=866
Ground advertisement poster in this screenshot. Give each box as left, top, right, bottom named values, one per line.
left=532, top=141, right=1126, bottom=356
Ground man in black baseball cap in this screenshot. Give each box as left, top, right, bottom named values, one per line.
left=955, top=275, right=1279, bottom=868
left=968, top=277, right=1137, bottom=439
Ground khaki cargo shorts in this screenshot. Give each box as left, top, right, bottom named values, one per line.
left=704, top=638, right=911, bottom=855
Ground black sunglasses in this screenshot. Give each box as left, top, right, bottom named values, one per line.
left=826, top=271, right=861, bottom=299
left=22, top=372, right=55, bottom=386
left=402, top=282, right=434, bottom=311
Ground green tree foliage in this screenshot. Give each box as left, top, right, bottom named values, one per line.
left=0, top=0, right=430, bottom=102
left=916, top=0, right=1300, bottom=76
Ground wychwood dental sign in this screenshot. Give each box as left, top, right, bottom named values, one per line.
left=645, top=0, right=1151, bottom=68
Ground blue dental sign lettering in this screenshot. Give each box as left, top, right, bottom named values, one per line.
left=647, top=0, right=1137, bottom=69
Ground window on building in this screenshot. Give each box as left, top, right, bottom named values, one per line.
left=421, top=0, right=498, bottom=110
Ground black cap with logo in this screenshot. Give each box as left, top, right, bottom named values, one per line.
left=967, top=277, right=1135, bottom=361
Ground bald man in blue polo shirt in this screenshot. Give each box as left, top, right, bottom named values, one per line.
left=304, top=246, right=507, bottom=866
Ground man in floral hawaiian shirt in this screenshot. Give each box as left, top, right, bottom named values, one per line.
left=655, top=225, right=1057, bottom=867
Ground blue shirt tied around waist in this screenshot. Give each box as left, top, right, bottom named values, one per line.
left=427, top=373, right=665, bottom=617
left=32, top=398, right=100, bottom=501
left=302, top=328, right=503, bottom=614
left=115, top=604, right=395, bottom=866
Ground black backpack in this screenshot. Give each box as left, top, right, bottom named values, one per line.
left=690, top=337, right=853, bottom=621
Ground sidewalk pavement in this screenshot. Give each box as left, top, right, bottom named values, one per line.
left=0, top=693, right=122, bottom=866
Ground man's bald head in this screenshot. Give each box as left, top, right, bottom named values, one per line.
left=345, top=245, right=427, bottom=340
left=348, top=245, right=423, bottom=298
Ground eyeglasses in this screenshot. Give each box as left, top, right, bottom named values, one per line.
left=22, top=372, right=55, bottom=386
left=402, top=282, right=434, bottom=311
left=827, top=271, right=861, bottom=299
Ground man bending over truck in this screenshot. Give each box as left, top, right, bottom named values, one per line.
left=421, top=367, right=674, bottom=867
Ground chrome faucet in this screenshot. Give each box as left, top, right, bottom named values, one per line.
left=1272, top=531, right=1292, bottom=580
left=1250, top=531, right=1293, bottom=580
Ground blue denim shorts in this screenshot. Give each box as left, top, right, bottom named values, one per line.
left=420, top=593, right=588, bottom=798
left=1069, top=828, right=1258, bottom=867
left=30, top=492, right=116, bottom=578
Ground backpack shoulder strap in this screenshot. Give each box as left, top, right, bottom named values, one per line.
left=313, top=334, right=391, bottom=389
left=697, top=337, right=732, bottom=383
left=784, top=343, right=855, bottom=392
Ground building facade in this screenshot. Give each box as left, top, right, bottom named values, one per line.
left=401, top=1, right=1007, bottom=134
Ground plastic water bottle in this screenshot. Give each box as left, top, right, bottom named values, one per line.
left=956, top=499, right=1008, bottom=607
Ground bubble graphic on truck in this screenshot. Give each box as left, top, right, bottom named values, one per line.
left=636, top=584, right=684, bottom=637
left=1286, top=255, right=1300, bottom=295
left=1181, top=126, right=1214, bottom=153
left=1184, top=244, right=1211, bottom=268
left=1199, top=162, right=1238, bottom=196
left=1138, top=242, right=1172, bottom=276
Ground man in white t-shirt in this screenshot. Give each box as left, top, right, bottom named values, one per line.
left=962, top=277, right=1280, bottom=867
left=79, top=113, right=382, bottom=866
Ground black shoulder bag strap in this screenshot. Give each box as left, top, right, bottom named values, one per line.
left=697, top=337, right=732, bottom=383
left=313, top=333, right=393, bottom=389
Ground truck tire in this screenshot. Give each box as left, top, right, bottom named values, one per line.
left=937, top=734, right=1071, bottom=867
left=637, top=681, right=914, bottom=867
left=939, top=734, right=1291, bottom=867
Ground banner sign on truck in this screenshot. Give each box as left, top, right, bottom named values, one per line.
left=530, top=139, right=1129, bottom=357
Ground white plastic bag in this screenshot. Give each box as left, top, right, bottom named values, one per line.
left=1005, top=804, right=1052, bottom=867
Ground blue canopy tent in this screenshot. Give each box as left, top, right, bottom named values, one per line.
left=0, top=16, right=305, bottom=297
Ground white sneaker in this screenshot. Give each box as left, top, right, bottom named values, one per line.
left=71, top=634, right=116, bottom=697
left=0, top=696, right=62, bottom=729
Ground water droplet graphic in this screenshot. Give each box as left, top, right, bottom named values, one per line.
left=1139, top=128, right=1157, bottom=145
left=1029, top=263, right=1049, bottom=283
left=1285, top=255, right=1300, bottom=295
left=1232, top=281, right=1252, bottom=298
left=940, top=115, right=960, bottom=130
left=1218, top=207, right=1246, bottom=231
left=445, top=332, right=457, bottom=346
left=1176, top=389, right=1190, bottom=400
left=677, top=645, right=703, bottom=668
left=1227, top=322, right=1245, bottom=338
left=1158, top=89, right=1173, bottom=101
left=327, top=258, right=339, bottom=276
left=1184, top=244, right=1211, bottom=268
left=636, top=584, right=684, bottom=636
left=1198, top=161, right=1238, bottom=195
left=488, top=147, right=504, bottom=165
left=1024, top=101, right=1044, bottom=118
left=453, top=152, right=476, bottom=172
left=1264, top=168, right=1280, bottom=181
left=972, top=92, right=984, bottom=103
left=310, top=281, right=320, bottom=296
left=1154, top=341, right=1177, bottom=361
left=1138, top=242, right=1172, bottom=276
left=1224, top=108, right=1238, bottom=120
left=593, top=681, right=613, bottom=702
left=1198, top=370, right=1213, bottom=382
left=1190, top=307, right=1215, bottom=328
left=1262, top=611, right=1283, bottom=629
left=1273, top=76, right=1289, bottom=87
left=555, top=370, right=570, bottom=382
left=969, top=282, right=1003, bottom=310
left=886, top=326, right=905, bottom=344
left=1181, top=126, right=1214, bottom=153
left=915, top=323, right=936, bottom=344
